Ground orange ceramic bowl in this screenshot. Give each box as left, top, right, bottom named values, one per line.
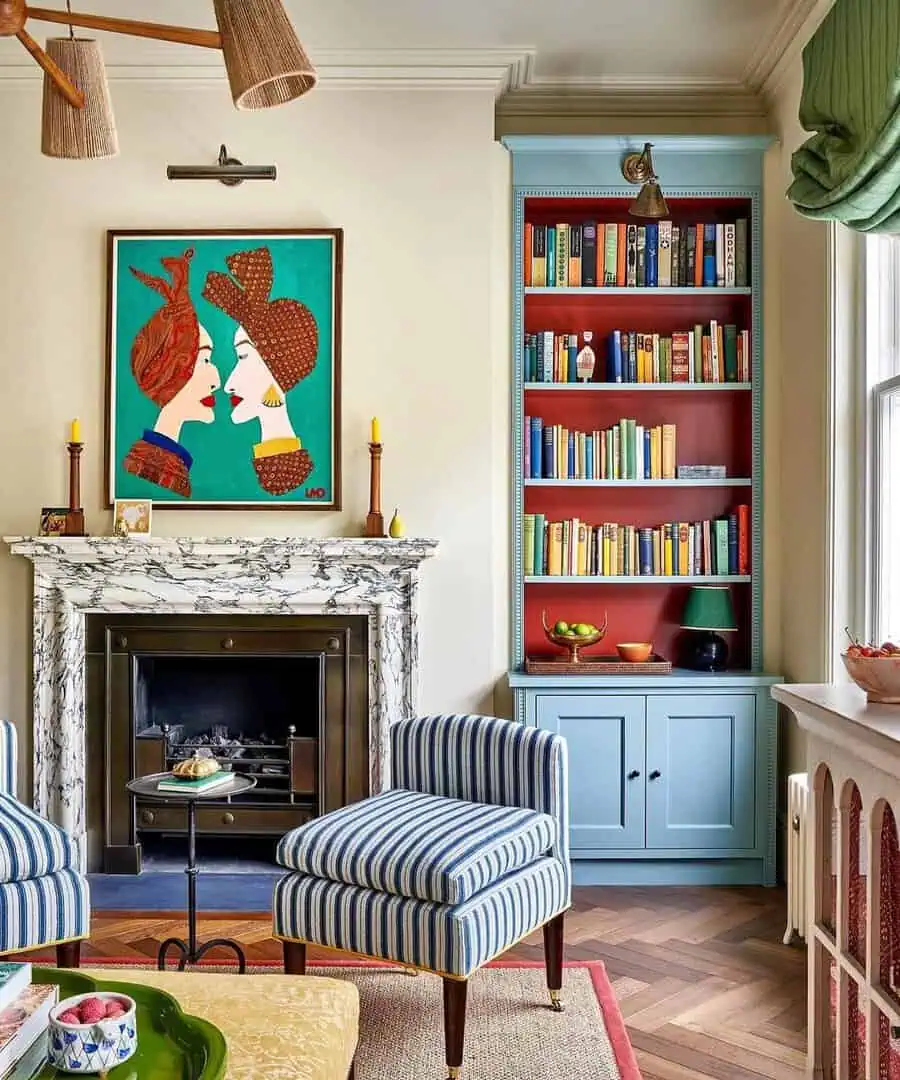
left=616, top=642, right=653, bottom=663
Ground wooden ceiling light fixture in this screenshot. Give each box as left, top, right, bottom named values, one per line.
left=0, top=0, right=317, bottom=159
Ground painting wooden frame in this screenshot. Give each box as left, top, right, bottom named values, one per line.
left=106, top=228, right=342, bottom=510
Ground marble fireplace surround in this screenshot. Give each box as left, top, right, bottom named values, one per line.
left=5, top=536, right=438, bottom=872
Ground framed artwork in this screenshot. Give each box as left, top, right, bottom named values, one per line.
left=106, top=229, right=342, bottom=509
left=39, top=507, right=69, bottom=536
left=114, top=498, right=152, bottom=536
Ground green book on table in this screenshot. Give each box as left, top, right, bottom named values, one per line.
left=157, top=771, right=234, bottom=794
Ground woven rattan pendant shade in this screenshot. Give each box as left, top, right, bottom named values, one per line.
left=41, top=37, right=117, bottom=159
left=213, top=0, right=316, bottom=109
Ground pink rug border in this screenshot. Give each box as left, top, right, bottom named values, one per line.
left=70, top=956, right=642, bottom=1080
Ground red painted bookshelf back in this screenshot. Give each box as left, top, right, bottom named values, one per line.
left=520, top=193, right=755, bottom=671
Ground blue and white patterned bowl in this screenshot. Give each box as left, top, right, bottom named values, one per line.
left=48, top=991, right=138, bottom=1074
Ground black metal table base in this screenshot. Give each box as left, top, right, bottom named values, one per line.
left=157, top=935, right=247, bottom=973
left=156, top=797, right=249, bottom=974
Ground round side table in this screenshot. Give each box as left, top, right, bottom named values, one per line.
left=127, top=771, right=257, bottom=973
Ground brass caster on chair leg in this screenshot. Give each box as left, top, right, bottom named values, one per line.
left=549, top=989, right=564, bottom=1013
left=447, top=1069, right=460, bottom=1080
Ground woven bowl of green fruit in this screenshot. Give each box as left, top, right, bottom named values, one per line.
left=542, top=609, right=608, bottom=663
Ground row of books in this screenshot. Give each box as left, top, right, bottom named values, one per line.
left=524, top=324, right=750, bottom=384
left=524, top=418, right=677, bottom=481
left=522, top=507, right=750, bottom=578
left=0, top=963, right=57, bottom=1080
left=524, top=220, right=749, bottom=289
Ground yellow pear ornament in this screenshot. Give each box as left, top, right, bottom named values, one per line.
left=388, top=508, right=405, bottom=538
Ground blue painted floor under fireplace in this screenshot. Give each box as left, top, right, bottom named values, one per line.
left=87, top=836, right=281, bottom=912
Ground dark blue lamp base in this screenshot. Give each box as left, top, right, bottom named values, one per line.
left=681, top=630, right=729, bottom=672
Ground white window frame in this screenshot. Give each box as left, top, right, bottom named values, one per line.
left=861, top=235, right=900, bottom=646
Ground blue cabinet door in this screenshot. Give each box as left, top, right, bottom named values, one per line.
left=645, top=694, right=756, bottom=850
left=534, top=694, right=645, bottom=852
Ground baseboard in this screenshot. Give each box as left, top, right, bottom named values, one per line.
left=572, top=857, right=773, bottom=886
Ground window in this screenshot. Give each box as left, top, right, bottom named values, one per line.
left=864, top=236, right=900, bottom=644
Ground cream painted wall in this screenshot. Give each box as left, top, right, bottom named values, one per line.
left=0, top=83, right=512, bottom=782
left=768, top=63, right=833, bottom=774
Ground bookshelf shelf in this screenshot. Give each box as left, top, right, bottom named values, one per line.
left=523, top=478, right=751, bottom=488
left=524, top=382, right=752, bottom=392
left=524, top=574, right=752, bottom=585
left=503, top=135, right=778, bottom=887
left=524, top=286, right=753, bottom=297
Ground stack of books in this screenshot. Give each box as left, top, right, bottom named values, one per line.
left=523, top=323, right=750, bottom=384
left=524, top=219, right=749, bottom=289
left=156, top=769, right=234, bottom=794
left=524, top=417, right=676, bottom=481
left=0, top=963, right=58, bottom=1080
left=522, top=506, right=750, bottom=577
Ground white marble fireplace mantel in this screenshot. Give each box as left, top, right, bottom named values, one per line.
left=5, top=535, right=438, bottom=870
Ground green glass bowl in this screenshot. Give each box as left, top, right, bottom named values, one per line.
left=33, top=968, right=227, bottom=1078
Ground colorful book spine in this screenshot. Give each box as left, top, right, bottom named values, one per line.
left=581, top=222, right=597, bottom=287
left=524, top=216, right=750, bottom=289
left=568, top=225, right=582, bottom=287
left=604, top=224, right=618, bottom=286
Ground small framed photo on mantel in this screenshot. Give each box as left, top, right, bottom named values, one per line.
left=106, top=228, right=343, bottom=511
left=39, top=507, right=69, bottom=537
left=113, top=499, right=152, bottom=537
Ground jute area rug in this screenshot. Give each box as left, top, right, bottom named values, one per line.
left=84, top=959, right=641, bottom=1080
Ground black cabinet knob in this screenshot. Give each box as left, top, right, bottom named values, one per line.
left=222, top=812, right=235, bottom=825
left=627, top=770, right=640, bottom=780
left=649, top=769, right=662, bottom=781
left=116, top=635, right=128, bottom=649
left=140, top=809, right=155, bottom=825
left=326, top=637, right=340, bottom=652
left=222, top=637, right=235, bottom=650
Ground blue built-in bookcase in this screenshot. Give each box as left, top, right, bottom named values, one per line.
left=501, top=135, right=782, bottom=886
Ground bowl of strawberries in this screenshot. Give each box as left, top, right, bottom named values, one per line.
left=48, top=991, right=137, bottom=1073
left=842, top=630, right=900, bottom=703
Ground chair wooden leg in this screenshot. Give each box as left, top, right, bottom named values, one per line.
left=56, top=941, right=81, bottom=969
left=283, top=940, right=307, bottom=975
left=442, top=977, right=468, bottom=1080
left=542, top=912, right=565, bottom=1011
left=347, top=1060, right=355, bottom=1080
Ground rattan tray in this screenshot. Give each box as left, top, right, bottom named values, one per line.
left=524, top=654, right=672, bottom=675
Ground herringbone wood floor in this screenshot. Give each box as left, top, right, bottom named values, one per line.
left=27, top=886, right=807, bottom=1079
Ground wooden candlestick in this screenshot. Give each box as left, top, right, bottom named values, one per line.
left=365, top=441, right=385, bottom=538
left=64, top=441, right=86, bottom=537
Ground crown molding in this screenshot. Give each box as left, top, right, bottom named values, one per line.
left=742, top=0, right=837, bottom=99
left=0, top=45, right=536, bottom=94
left=497, top=76, right=767, bottom=120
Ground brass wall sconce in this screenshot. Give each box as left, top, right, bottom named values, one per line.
left=167, top=145, right=276, bottom=185
left=621, top=143, right=669, bottom=219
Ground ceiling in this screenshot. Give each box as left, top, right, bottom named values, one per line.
left=0, top=0, right=826, bottom=99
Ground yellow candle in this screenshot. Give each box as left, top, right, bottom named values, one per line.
left=371, top=417, right=381, bottom=444
left=70, top=418, right=81, bottom=444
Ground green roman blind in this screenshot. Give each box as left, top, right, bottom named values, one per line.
left=787, top=0, right=900, bottom=233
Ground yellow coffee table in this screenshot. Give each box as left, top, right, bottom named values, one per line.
left=84, top=968, right=358, bottom=1080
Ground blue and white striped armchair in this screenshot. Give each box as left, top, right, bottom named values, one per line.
left=0, top=720, right=90, bottom=966
left=274, top=714, right=569, bottom=1080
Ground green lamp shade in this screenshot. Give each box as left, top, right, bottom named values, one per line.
left=681, top=586, right=737, bottom=632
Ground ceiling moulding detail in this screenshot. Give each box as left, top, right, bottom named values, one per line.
left=742, top=0, right=838, bottom=99
left=0, top=46, right=537, bottom=94
left=497, top=79, right=767, bottom=120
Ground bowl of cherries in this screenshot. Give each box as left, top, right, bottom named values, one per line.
left=842, top=629, right=900, bottom=703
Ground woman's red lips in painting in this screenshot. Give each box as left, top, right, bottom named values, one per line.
left=229, top=394, right=243, bottom=407
left=200, top=394, right=216, bottom=407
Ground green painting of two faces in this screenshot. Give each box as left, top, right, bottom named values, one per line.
left=109, top=230, right=341, bottom=508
